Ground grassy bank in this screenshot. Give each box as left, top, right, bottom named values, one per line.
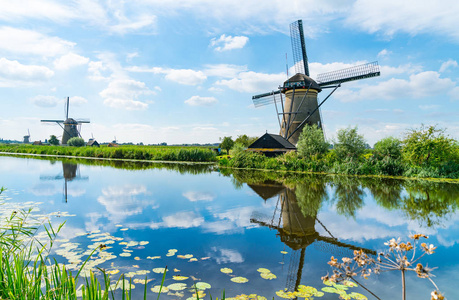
left=0, top=144, right=217, bottom=162
left=219, top=149, right=459, bottom=179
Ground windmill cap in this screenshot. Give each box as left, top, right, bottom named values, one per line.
left=283, top=73, right=322, bottom=92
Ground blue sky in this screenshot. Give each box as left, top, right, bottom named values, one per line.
left=0, top=0, right=458, bottom=145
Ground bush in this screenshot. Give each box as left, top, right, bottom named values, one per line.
left=374, top=136, right=402, bottom=160
left=297, top=124, right=329, bottom=159
left=333, top=126, right=366, bottom=161
left=67, top=137, right=85, bottom=147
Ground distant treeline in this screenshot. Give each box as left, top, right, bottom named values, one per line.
left=221, top=125, right=459, bottom=179
left=0, top=144, right=217, bottom=162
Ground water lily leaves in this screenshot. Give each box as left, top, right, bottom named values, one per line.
left=260, top=272, right=277, bottom=280
left=151, top=285, right=169, bottom=293
left=230, top=277, right=248, bottom=283
left=192, top=291, right=206, bottom=299
left=119, top=252, right=131, bottom=257
left=280, top=251, right=288, bottom=254
left=152, top=267, right=168, bottom=274
left=349, top=292, right=368, bottom=300
left=147, top=256, right=161, bottom=260
left=133, top=278, right=153, bottom=284
left=134, top=257, right=141, bottom=260
left=276, top=290, right=296, bottom=299
left=189, top=258, right=198, bottom=262
left=177, top=254, right=193, bottom=259
left=322, top=287, right=339, bottom=293
left=343, top=281, right=358, bottom=287
left=119, top=242, right=128, bottom=245
left=257, top=268, right=271, bottom=273
left=120, top=228, right=129, bottom=231
left=172, top=275, right=189, bottom=281
left=167, top=283, right=187, bottom=291
left=220, top=268, right=233, bottom=274
left=107, top=269, right=120, bottom=275
left=166, top=249, right=178, bottom=256
left=115, top=224, right=123, bottom=227
left=139, top=241, right=149, bottom=246
left=201, top=257, right=210, bottom=260
left=195, top=282, right=211, bottom=290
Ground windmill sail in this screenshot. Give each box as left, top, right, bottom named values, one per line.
left=252, top=90, right=282, bottom=107
left=317, top=61, right=380, bottom=87
left=290, top=20, right=309, bottom=76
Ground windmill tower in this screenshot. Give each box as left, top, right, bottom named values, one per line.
left=41, top=97, right=90, bottom=144
left=252, top=20, right=381, bottom=145
left=23, top=129, right=30, bottom=143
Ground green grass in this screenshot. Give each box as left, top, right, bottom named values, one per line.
left=0, top=144, right=217, bottom=163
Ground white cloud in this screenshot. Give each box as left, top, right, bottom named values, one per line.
left=203, top=64, right=248, bottom=78
left=127, top=66, right=207, bottom=85
left=31, top=95, right=60, bottom=107
left=347, top=0, right=459, bottom=41
left=439, top=59, right=458, bottom=73
left=0, top=27, right=74, bottom=57
left=210, top=247, right=244, bottom=264
left=162, top=211, right=204, bottom=228
left=419, top=104, right=440, bottom=111
left=184, top=96, right=218, bottom=106
left=100, top=79, right=153, bottom=110
left=450, top=87, right=459, bottom=101
left=71, top=96, right=88, bottom=106
left=377, top=49, right=391, bottom=58
left=334, top=71, right=456, bottom=102
left=0, top=58, right=54, bottom=87
left=182, top=191, right=215, bottom=202
left=0, top=0, right=75, bottom=23
left=216, top=71, right=286, bottom=93
left=210, top=34, right=249, bottom=51
left=53, top=53, right=89, bottom=70
left=109, top=14, right=157, bottom=34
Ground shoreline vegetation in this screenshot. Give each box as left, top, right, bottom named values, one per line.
left=1, top=124, right=458, bottom=180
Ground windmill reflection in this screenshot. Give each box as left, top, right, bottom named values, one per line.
left=40, top=161, right=88, bottom=202
left=249, top=182, right=376, bottom=293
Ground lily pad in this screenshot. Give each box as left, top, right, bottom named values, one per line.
left=280, top=251, right=288, bottom=254
left=260, top=272, right=277, bottom=280
left=167, top=283, right=187, bottom=291
left=257, top=268, right=271, bottom=273
left=172, top=275, right=189, bottom=281
left=119, top=252, right=131, bottom=257
left=151, top=285, right=169, bottom=293
left=152, top=267, right=168, bottom=274
left=230, top=277, right=248, bottom=283
left=220, top=267, right=233, bottom=274
left=195, top=282, right=211, bottom=290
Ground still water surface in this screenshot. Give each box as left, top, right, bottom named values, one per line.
left=0, top=155, right=458, bottom=299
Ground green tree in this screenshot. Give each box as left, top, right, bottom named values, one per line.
left=373, top=136, right=402, bottom=159
left=220, top=136, right=234, bottom=154
left=234, top=134, right=257, bottom=147
left=402, top=124, right=457, bottom=166
left=48, top=135, right=59, bottom=146
left=67, top=137, right=85, bottom=147
left=334, top=126, right=366, bottom=161
left=297, top=124, right=329, bottom=159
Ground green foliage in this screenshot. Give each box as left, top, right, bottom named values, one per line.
left=234, top=134, right=257, bottom=147
left=374, top=136, right=402, bottom=160
left=402, top=124, right=457, bottom=166
left=49, top=135, right=59, bottom=146
left=220, top=136, right=235, bottom=154
left=333, top=126, right=366, bottom=161
left=67, top=137, right=85, bottom=147
left=231, top=143, right=246, bottom=156
left=297, top=124, right=329, bottom=159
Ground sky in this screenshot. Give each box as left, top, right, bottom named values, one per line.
left=0, top=0, right=458, bottom=145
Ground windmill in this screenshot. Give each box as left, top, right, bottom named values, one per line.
left=40, top=161, right=89, bottom=203
left=252, top=20, right=381, bottom=145
left=249, top=184, right=376, bottom=293
left=23, top=129, right=30, bottom=144
left=41, top=97, right=90, bottom=145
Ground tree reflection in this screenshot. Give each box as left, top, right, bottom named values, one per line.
left=329, top=176, right=365, bottom=218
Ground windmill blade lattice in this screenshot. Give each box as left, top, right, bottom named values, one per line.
left=317, top=61, right=380, bottom=87
left=252, top=90, right=282, bottom=107
left=290, top=20, right=309, bottom=76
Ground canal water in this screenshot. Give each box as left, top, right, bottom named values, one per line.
left=0, top=155, right=458, bottom=299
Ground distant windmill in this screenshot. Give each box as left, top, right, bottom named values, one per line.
left=252, top=20, right=381, bottom=145
left=23, top=129, right=30, bottom=144
left=41, top=97, right=90, bottom=144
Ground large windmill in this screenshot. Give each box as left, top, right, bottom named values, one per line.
left=41, top=97, right=90, bottom=145
left=249, top=184, right=376, bottom=293
left=23, top=129, right=30, bottom=144
left=252, top=20, right=381, bottom=145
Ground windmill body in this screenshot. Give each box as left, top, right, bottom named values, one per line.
left=41, top=97, right=90, bottom=145
left=252, top=20, right=380, bottom=146
left=23, top=129, right=30, bottom=143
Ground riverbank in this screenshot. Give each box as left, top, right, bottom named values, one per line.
left=0, top=144, right=217, bottom=162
